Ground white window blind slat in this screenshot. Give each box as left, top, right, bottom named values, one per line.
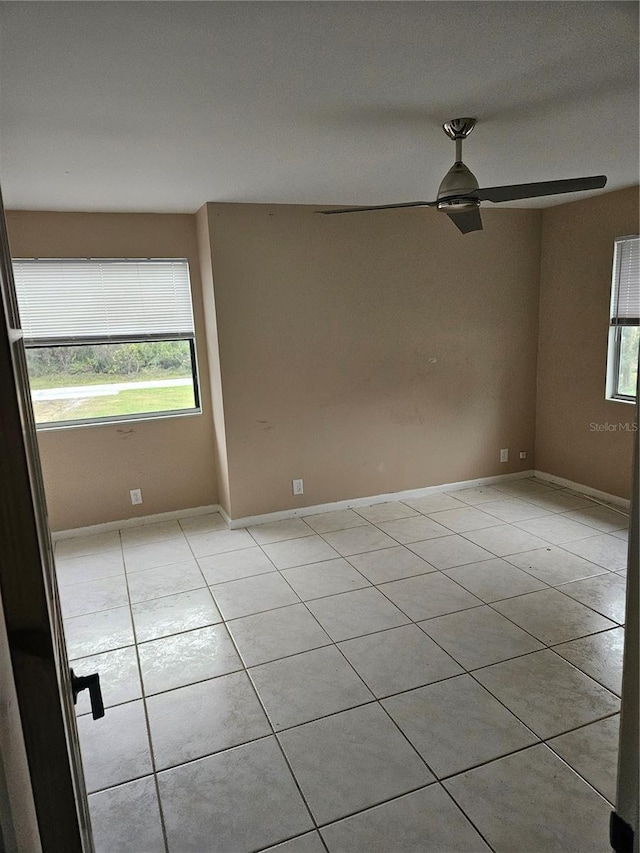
left=611, top=236, right=640, bottom=325
left=12, top=259, right=195, bottom=342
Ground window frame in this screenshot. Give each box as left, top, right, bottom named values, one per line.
left=14, top=257, right=202, bottom=430
left=606, top=236, right=639, bottom=405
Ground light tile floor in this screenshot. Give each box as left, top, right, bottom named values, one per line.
left=56, top=478, right=629, bottom=853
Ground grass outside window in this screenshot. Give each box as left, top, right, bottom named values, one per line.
left=26, top=340, right=199, bottom=427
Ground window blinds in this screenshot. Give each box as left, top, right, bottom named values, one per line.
left=611, top=236, right=640, bottom=326
left=12, top=259, right=195, bottom=345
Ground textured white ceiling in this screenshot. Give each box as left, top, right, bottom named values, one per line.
left=0, top=1, right=638, bottom=212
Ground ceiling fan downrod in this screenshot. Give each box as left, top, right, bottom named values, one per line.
left=437, top=117, right=480, bottom=210
left=442, top=117, right=476, bottom=163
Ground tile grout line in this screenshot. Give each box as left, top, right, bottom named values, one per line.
left=247, top=525, right=460, bottom=843
left=82, top=624, right=616, bottom=832
left=387, top=482, right=627, bottom=567
left=117, top=529, right=172, bottom=853
left=84, top=703, right=621, bottom=807
left=71, top=516, right=623, bottom=711
left=358, top=579, right=558, bottom=763
left=345, top=503, right=626, bottom=638
left=253, top=827, right=330, bottom=853
left=63, top=485, right=625, bottom=850
left=543, top=727, right=620, bottom=808
left=69, top=532, right=619, bottom=704
left=311, top=779, right=495, bottom=845
left=121, top=524, right=265, bottom=851
left=62, top=497, right=624, bottom=617
left=77, top=599, right=624, bottom=731
left=76, top=614, right=623, bottom=723
left=324, top=527, right=623, bottom=794
left=438, top=784, right=498, bottom=853
left=434, top=707, right=621, bottom=787
left=239, top=520, right=614, bottom=847
left=184, top=519, right=327, bottom=847
left=320, top=493, right=624, bottom=587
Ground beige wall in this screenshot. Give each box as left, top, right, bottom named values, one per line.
left=9, top=190, right=634, bottom=529
left=205, top=202, right=542, bottom=519
left=536, top=186, right=639, bottom=499
left=6, top=212, right=218, bottom=530
left=195, top=205, right=231, bottom=515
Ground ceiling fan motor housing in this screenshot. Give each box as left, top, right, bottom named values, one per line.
left=436, top=161, right=480, bottom=211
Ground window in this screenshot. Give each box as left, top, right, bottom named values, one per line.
left=12, top=258, right=200, bottom=427
left=607, top=236, right=640, bottom=402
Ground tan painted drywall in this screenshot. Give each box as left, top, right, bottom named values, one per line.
left=5, top=212, right=218, bottom=530
left=205, top=202, right=542, bottom=519
left=195, top=205, right=231, bottom=515
left=10, top=191, right=630, bottom=528
left=536, top=186, right=639, bottom=499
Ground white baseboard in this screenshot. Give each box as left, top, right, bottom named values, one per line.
left=51, top=473, right=535, bottom=539
left=51, top=504, right=222, bottom=541
left=534, top=470, right=630, bottom=511
left=226, top=470, right=535, bottom=529
left=51, top=468, right=630, bottom=540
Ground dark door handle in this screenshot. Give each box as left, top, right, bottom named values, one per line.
left=70, top=668, right=105, bottom=720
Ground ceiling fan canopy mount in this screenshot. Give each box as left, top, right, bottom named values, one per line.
left=442, top=117, right=477, bottom=141
left=318, top=117, right=607, bottom=234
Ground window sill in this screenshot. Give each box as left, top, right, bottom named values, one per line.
left=35, top=408, right=202, bottom=432
left=605, top=396, right=637, bottom=406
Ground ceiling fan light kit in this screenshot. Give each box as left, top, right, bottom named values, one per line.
left=319, top=117, right=607, bottom=234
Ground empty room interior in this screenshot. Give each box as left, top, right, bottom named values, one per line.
left=0, top=2, right=638, bottom=853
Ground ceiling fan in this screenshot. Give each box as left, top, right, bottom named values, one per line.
left=319, top=118, right=607, bottom=234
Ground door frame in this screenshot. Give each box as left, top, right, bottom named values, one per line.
left=611, top=384, right=639, bottom=853
left=0, top=190, right=93, bottom=851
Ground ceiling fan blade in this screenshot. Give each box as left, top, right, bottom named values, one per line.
left=318, top=201, right=437, bottom=215
left=474, top=175, right=607, bottom=203
left=446, top=207, right=483, bottom=234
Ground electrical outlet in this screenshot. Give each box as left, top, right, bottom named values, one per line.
left=130, top=488, right=143, bottom=505
left=500, top=448, right=509, bottom=463
left=292, top=478, right=304, bottom=496
left=519, top=451, right=527, bottom=459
